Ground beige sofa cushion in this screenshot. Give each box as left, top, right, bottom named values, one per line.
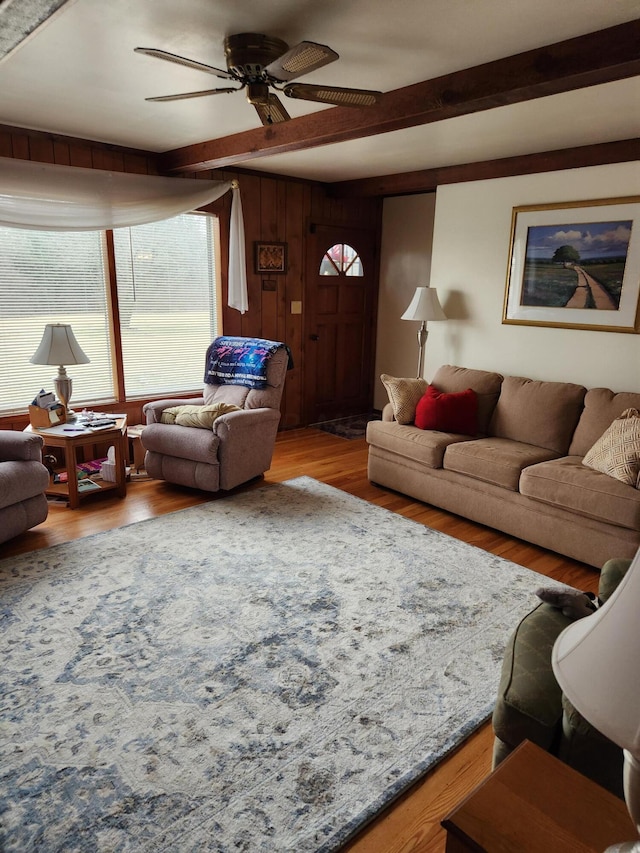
left=380, top=375, right=427, bottom=424
left=443, top=437, right=559, bottom=491
left=569, top=388, right=640, bottom=456
left=431, top=365, right=503, bottom=434
left=365, top=420, right=470, bottom=469
left=582, top=408, right=640, bottom=488
left=521, top=456, right=640, bottom=531
left=489, top=376, right=586, bottom=454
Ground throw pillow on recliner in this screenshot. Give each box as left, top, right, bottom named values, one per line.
left=414, top=386, right=478, bottom=435
left=160, top=403, right=241, bottom=429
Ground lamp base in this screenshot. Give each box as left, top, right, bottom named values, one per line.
left=607, top=752, right=640, bottom=852
left=54, top=369, right=72, bottom=412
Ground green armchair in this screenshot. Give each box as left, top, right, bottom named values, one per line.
left=492, top=557, right=631, bottom=797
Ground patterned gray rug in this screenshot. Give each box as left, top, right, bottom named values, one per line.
left=0, top=477, right=549, bottom=852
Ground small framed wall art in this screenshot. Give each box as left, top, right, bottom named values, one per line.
left=503, top=196, right=640, bottom=332
left=254, top=241, right=287, bottom=275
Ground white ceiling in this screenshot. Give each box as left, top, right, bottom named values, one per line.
left=1, top=0, right=639, bottom=182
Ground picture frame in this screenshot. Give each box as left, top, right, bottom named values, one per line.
left=503, top=196, right=640, bottom=332
left=254, top=241, right=287, bottom=275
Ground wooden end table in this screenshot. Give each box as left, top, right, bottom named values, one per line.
left=442, top=740, right=636, bottom=852
left=25, top=416, right=128, bottom=509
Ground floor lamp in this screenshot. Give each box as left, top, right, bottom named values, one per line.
left=552, top=548, right=640, bottom=852
left=401, top=286, right=447, bottom=378
left=30, top=323, right=90, bottom=416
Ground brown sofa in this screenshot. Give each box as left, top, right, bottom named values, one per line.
left=0, top=430, right=49, bottom=544
left=366, top=365, right=640, bottom=568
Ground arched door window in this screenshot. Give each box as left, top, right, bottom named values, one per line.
left=319, top=243, right=364, bottom=277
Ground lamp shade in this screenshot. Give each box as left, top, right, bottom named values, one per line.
left=401, top=287, right=447, bottom=322
left=552, top=548, right=640, bottom=753
left=30, top=324, right=90, bottom=367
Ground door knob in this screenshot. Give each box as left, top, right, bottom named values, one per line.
left=310, top=334, right=319, bottom=341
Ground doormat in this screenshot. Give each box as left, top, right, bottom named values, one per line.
left=310, top=411, right=381, bottom=439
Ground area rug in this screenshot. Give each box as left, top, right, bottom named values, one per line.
left=310, top=412, right=380, bottom=439
left=0, top=477, right=553, bottom=852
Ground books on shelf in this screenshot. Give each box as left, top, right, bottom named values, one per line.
left=77, top=479, right=101, bottom=493
left=76, top=458, right=107, bottom=475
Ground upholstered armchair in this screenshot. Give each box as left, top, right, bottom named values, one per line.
left=492, top=557, right=631, bottom=797
left=0, top=430, right=50, bottom=544
left=141, top=337, right=289, bottom=492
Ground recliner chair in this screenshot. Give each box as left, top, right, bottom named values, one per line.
left=492, top=556, right=631, bottom=797
left=0, top=430, right=49, bottom=544
left=141, top=337, right=289, bottom=492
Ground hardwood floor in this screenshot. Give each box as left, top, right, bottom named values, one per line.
left=0, top=428, right=599, bottom=852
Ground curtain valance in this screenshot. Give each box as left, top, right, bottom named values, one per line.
left=0, top=157, right=248, bottom=313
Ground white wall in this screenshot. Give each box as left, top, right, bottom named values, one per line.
left=375, top=162, right=640, bottom=408
left=374, top=193, right=436, bottom=409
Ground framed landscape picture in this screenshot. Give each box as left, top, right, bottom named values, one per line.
left=503, top=197, right=640, bottom=332
left=254, top=241, right=287, bottom=274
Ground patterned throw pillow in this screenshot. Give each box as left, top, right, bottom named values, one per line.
left=160, top=403, right=241, bottom=429
left=582, top=408, right=640, bottom=488
left=380, top=375, right=427, bottom=425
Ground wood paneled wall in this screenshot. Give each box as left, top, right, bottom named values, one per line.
left=0, top=125, right=382, bottom=429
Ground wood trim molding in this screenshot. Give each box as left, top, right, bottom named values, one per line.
left=158, top=20, right=640, bottom=174
left=327, top=138, right=640, bottom=198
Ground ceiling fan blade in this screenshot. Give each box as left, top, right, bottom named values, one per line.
left=146, top=87, right=240, bottom=102
left=252, top=94, right=291, bottom=126
left=134, top=47, right=234, bottom=80
left=264, top=40, right=338, bottom=82
left=283, top=83, right=382, bottom=107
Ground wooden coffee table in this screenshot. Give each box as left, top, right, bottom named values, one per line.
left=25, top=416, right=128, bottom=509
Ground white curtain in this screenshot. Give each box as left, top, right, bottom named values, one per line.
left=0, top=157, right=248, bottom=313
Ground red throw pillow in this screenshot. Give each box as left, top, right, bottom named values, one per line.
left=414, top=386, right=478, bottom=435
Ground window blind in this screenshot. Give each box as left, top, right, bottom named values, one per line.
left=113, top=213, right=220, bottom=398
left=0, top=227, right=115, bottom=415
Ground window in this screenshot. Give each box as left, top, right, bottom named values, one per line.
left=319, top=243, right=363, bottom=277
left=113, top=214, right=219, bottom=398
left=0, top=213, right=220, bottom=417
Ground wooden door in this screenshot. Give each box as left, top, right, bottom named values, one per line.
left=303, top=224, right=378, bottom=424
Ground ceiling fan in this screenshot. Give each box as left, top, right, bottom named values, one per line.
left=135, top=33, right=382, bottom=126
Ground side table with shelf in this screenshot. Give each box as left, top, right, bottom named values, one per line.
left=442, top=740, right=636, bottom=852
left=25, top=416, right=128, bottom=509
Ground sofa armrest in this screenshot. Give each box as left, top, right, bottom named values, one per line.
left=213, top=408, right=281, bottom=490
left=143, top=397, right=205, bottom=424
left=0, top=430, right=44, bottom=462
left=382, top=403, right=396, bottom=422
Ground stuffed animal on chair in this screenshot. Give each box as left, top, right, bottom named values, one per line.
left=535, top=586, right=601, bottom=620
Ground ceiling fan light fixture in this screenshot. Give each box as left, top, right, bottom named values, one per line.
left=246, top=82, right=270, bottom=105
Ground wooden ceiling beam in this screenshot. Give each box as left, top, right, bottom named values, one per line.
left=327, top=138, right=640, bottom=197
left=159, top=20, right=640, bottom=174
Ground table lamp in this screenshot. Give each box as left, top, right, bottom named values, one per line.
left=30, top=323, right=90, bottom=415
left=552, top=548, right=640, bottom=852
left=401, top=286, right=447, bottom=378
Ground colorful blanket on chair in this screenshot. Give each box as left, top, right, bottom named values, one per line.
left=204, top=336, right=290, bottom=389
